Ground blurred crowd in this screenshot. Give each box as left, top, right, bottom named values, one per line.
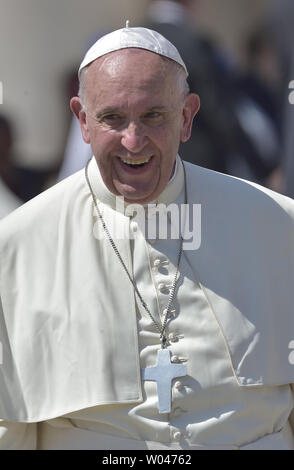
left=1, top=0, right=294, bottom=218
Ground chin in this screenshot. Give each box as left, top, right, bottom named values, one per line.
left=123, top=194, right=154, bottom=205
left=116, top=185, right=159, bottom=204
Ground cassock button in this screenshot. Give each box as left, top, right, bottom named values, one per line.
left=171, top=355, right=179, bottom=363
left=153, top=259, right=169, bottom=269
left=163, top=308, right=176, bottom=318
left=173, top=431, right=182, bottom=441
left=168, top=333, right=177, bottom=342
left=158, top=283, right=167, bottom=293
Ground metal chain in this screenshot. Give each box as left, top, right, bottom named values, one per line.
left=85, top=159, right=187, bottom=348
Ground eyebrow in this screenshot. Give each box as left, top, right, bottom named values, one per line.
left=96, top=107, right=120, bottom=117
left=96, top=105, right=169, bottom=117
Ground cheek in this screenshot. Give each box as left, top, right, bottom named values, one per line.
left=156, top=123, right=182, bottom=160
left=152, top=124, right=178, bottom=150
left=89, top=127, right=118, bottom=156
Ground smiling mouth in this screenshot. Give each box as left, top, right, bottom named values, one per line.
left=119, top=155, right=153, bottom=168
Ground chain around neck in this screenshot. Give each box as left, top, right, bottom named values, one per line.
left=85, top=158, right=188, bottom=348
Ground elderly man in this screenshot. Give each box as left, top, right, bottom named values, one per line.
left=0, top=26, right=294, bottom=451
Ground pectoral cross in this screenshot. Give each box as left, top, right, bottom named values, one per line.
left=142, top=349, right=187, bottom=414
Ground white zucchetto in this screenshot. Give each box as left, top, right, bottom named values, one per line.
left=78, top=26, right=188, bottom=78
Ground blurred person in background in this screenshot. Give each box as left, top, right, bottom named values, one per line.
left=267, top=0, right=294, bottom=197
left=0, top=113, right=57, bottom=209
left=0, top=115, right=23, bottom=218
left=236, top=27, right=285, bottom=192
left=145, top=0, right=282, bottom=188
left=241, top=28, right=283, bottom=124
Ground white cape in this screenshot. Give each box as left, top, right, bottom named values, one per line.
left=0, top=158, right=294, bottom=422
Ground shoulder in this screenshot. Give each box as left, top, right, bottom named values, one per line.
left=184, top=161, right=294, bottom=218
left=0, top=169, right=87, bottom=249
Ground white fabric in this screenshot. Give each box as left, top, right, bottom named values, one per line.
left=40, top=169, right=294, bottom=450
left=78, top=27, right=188, bottom=78
left=0, top=157, right=294, bottom=450
left=0, top=177, right=22, bottom=219
left=36, top=420, right=294, bottom=450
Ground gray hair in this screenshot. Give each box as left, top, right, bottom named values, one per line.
left=78, top=55, right=190, bottom=110
left=78, top=66, right=88, bottom=110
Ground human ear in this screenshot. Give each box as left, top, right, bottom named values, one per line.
left=70, top=96, right=91, bottom=144
left=180, top=93, right=200, bottom=142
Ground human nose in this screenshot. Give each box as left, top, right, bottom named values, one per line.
left=121, top=121, right=148, bottom=153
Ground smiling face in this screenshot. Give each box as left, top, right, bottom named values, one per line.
left=71, top=49, right=199, bottom=204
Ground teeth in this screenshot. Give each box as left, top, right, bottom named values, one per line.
left=120, top=156, right=151, bottom=165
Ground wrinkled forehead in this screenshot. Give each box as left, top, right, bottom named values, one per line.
left=86, top=48, right=175, bottom=80
left=81, top=48, right=186, bottom=109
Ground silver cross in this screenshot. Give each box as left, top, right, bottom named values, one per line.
left=142, top=349, right=187, bottom=413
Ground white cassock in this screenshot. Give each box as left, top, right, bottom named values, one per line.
left=0, top=156, right=294, bottom=450
left=0, top=176, right=22, bottom=219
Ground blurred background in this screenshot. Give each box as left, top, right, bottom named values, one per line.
left=0, top=0, right=293, bottom=217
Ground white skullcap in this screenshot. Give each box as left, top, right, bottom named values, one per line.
left=78, top=26, right=188, bottom=79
